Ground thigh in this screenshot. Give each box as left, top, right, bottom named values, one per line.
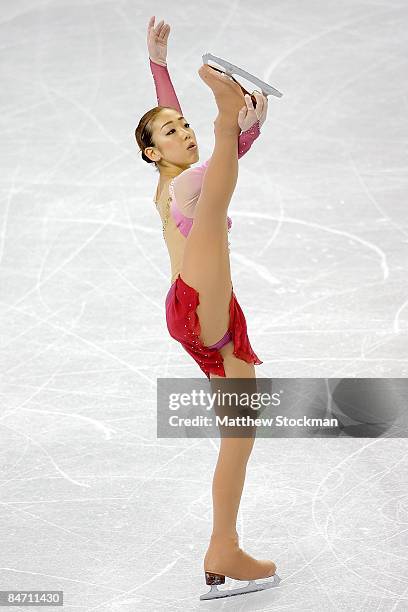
left=210, top=342, right=257, bottom=438
left=180, top=217, right=232, bottom=347
left=210, top=341, right=256, bottom=379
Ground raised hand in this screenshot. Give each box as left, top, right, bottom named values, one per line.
left=238, top=91, right=268, bottom=132
left=147, top=16, right=171, bottom=66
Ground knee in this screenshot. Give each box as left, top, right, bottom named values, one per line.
left=220, top=435, right=256, bottom=459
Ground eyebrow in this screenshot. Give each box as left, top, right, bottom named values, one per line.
left=161, top=116, right=185, bottom=130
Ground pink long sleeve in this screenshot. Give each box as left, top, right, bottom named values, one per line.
left=238, top=120, right=260, bottom=158
left=149, top=58, right=182, bottom=113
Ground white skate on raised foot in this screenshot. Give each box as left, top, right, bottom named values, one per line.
left=202, top=52, right=283, bottom=99
left=199, top=571, right=281, bottom=600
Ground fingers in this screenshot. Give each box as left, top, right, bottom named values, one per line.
left=252, top=91, right=268, bottom=121
left=239, top=91, right=269, bottom=131
left=147, top=15, right=154, bottom=38
left=252, top=91, right=263, bottom=113
left=156, top=19, right=166, bottom=36
left=158, top=23, right=170, bottom=41
left=244, top=93, right=254, bottom=111
left=238, top=105, right=248, bottom=131
left=155, top=19, right=164, bottom=36
left=148, top=16, right=170, bottom=37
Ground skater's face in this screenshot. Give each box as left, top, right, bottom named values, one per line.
left=145, top=108, right=198, bottom=169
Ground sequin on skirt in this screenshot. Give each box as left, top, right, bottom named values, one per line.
left=165, top=274, right=262, bottom=379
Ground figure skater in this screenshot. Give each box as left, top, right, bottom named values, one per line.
left=135, top=16, right=280, bottom=599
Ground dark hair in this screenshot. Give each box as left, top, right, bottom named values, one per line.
left=135, top=105, right=170, bottom=172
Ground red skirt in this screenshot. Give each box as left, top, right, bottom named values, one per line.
left=165, top=274, right=262, bottom=379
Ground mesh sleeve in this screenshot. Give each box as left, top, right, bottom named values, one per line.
left=149, top=58, right=182, bottom=113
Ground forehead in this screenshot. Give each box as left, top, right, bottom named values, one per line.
left=154, top=108, right=184, bottom=131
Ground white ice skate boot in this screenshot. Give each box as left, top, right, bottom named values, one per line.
left=200, top=570, right=281, bottom=600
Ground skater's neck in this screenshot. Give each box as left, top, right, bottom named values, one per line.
left=159, top=163, right=191, bottom=180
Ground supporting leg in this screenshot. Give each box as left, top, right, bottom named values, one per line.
left=211, top=435, right=255, bottom=538
left=203, top=358, right=277, bottom=583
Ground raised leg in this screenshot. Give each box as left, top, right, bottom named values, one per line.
left=180, top=66, right=245, bottom=347
left=180, top=65, right=277, bottom=587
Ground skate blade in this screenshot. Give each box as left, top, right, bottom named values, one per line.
left=202, top=52, right=283, bottom=98
left=199, top=573, right=281, bottom=600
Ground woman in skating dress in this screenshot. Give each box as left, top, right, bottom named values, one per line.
left=135, top=16, right=279, bottom=597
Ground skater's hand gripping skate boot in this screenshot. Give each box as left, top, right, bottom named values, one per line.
left=147, top=15, right=170, bottom=66
left=238, top=91, right=268, bottom=132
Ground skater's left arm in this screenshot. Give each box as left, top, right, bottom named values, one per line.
left=237, top=92, right=268, bottom=159
left=147, top=16, right=182, bottom=113
left=171, top=92, right=269, bottom=212
left=237, top=121, right=261, bottom=159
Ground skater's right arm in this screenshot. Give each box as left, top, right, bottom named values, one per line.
left=149, top=60, right=182, bottom=114
left=147, top=18, right=268, bottom=221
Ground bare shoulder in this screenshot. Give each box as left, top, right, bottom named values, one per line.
left=154, top=178, right=164, bottom=203
left=155, top=177, right=173, bottom=203
left=153, top=180, right=160, bottom=203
